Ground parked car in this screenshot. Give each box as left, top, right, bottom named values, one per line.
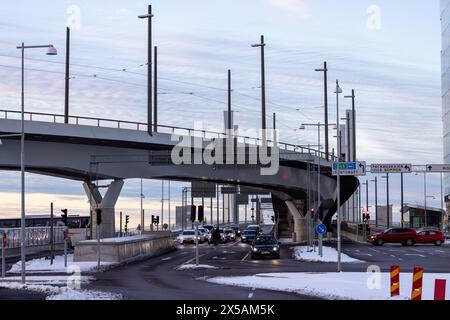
left=224, top=228, right=236, bottom=241
left=251, top=235, right=280, bottom=259
left=241, top=230, right=257, bottom=243
left=178, top=230, right=197, bottom=245
left=367, top=228, right=417, bottom=246
left=415, top=229, right=445, bottom=246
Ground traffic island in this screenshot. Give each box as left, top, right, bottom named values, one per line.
left=74, top=234, right=175, bottom=263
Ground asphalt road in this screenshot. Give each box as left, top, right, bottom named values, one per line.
left=85, top=239, right=450, bottom=300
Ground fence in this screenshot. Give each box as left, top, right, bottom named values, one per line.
left=0, top=227, right=66, bottom=249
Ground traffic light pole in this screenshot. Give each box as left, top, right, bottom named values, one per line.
left=50, top=202, right=54, bottom=265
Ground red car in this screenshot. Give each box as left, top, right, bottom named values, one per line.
left=367, top=228, right=417, bottom=246
left=415, top=229, right=445, bottom=246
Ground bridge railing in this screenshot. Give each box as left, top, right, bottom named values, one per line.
left=0, top=109, right=336, bottom=161
left=0, top=226, right=66, bottom=249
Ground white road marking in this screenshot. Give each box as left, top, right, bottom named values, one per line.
left=182, top=253, right=208, bottom=265
left=390, top=255, right=396, bottom=258
left=398, top=258, right=403, bottom=261
left=248, top=293, right=254, bottom=298
left=435, top=250, right=445, bottom=253
left=353, top=253, right=373, bottom=256
left=179, top=252, right=189, bottom=255
left=241, top=252, right=250, bottom=262
left=368, top=248, right=380, bottom=253
left=161, top=257, right=172, bottom=261
left=405, top=253, right=425, bottom=258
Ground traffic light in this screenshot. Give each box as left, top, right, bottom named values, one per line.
left=190, top=205, right=196, bottom=222
left=198, top=205, right=204, bottom=222
left=95, top=208, right=102, bottom=225
left=271, top=215, right=275, bottom=222
left=125, top=215, right=130, bottom=225
left=151, top=215, right=155, bottom=224
left=155, top=216, right=160, bottom=225
left=61, top=209, right=68, bottom=226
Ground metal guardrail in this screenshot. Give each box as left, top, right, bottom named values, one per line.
left=0, top=109, right=337, bottom=161
left=0, top=226, right=66, bottom=249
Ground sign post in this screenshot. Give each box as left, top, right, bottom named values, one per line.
left=63, top=228, right=68, bottom=268
left=316, top=223, right=327, bottom=258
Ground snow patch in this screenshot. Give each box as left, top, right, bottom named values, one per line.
left=293, top=246, right=364, bottom=263
left=207, top=272, right=450, bottom=300
left=8, top=254, right=115, bottom=274
left=177, top=264, right=219, bottom=270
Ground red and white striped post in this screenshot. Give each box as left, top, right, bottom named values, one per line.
left=390, top=265, right=400, bottom=297
left=411, top=267, right=424, bottom=301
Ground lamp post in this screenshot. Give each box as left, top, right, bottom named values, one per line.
left=315, top=62, right=329, bottom=160
left=424, top=172, right=428, bottom=227
left=251, top=35, right=266, bottom=143
left=16, top=43, right=57, bottom=284
left=138, top=5, right=154, bottom=135
left=334, top=80, right=343, bottom=272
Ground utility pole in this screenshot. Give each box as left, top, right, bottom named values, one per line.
left=138, top=5, right=154, bottom=135
left=424, top=172, right=427, bottom=227
left=373, top=177, right=378, bottom=227
left=64, top=27, right=70, bottom=123
left=344, top=90, right=356, bottom=161
left=315, top=62, right=329, bottom=160
left=140, top=178, right=144, bottom=232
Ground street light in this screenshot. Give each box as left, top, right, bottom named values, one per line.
left=16, top=43, right=58, bottom=284
left=315, top=62, right=329, bottom=160
left=251, top=35, right=267, bottom=142
left=138, top=5, right=155, bottom=135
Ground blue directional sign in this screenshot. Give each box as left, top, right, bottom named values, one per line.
left=332, top=161, right=366, bottom=176
left=316, top=224, right=327, bottom=235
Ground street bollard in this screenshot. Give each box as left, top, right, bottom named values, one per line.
left=411, top=267, right=424, bottom=301
left=390, top=265, right=400, bottom=297
left=434, top=279, right=446, bottom=301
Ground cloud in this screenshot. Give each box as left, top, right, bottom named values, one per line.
left=268, top=0, right=309, bottom=18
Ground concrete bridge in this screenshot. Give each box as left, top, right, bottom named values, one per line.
left=0, top=109, right=358, bottom=242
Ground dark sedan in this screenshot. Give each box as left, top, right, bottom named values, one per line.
left=251, top=235, right=280, bottom=259
left=241, top=230, right=257, bottom=243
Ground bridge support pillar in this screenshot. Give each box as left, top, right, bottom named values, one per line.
left=285, top=200, right=307, bottom=243
left=83, top=179, right=124, bottom=239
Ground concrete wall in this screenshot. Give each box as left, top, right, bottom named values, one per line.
left=74, top=235, right=174, bottom=263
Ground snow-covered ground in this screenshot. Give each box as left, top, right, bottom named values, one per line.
left=293, top=246, right=364, bottom=263
left=177, top=264, right=219, bottom=270
left=207, top=272, right=450, bottom=300
left=0, top=281, right=122, bottom=300
left=8, top=254, right=115, bottom=274
left=1, top=254, right=122, bottom=300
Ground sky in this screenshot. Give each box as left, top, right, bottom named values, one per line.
left=0, top=0, right=445, bottom=227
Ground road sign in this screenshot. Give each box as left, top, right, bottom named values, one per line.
left=332, top=162, right=366, bottom=176
left=316, top=224, right=327, bottom=235
left=426, top=164, right=450, bottom=173
left=370, top=163, right=411, bottom=173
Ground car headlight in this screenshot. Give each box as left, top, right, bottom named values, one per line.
left=242, top=236, right=246, bottom=239
left=273, top=247, right=278, bottom=251
left=253, top=248, right=258, bottom=252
